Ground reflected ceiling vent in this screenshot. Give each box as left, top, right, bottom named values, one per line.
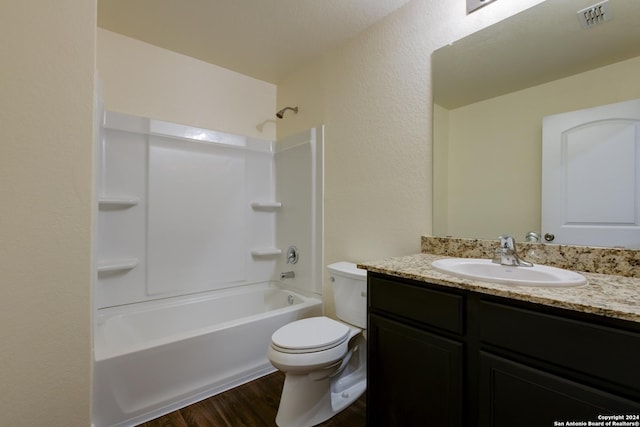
left=577, top=0, right=612, bottom=28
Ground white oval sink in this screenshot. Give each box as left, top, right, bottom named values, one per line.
left=431, top=258, right=587, bottom=287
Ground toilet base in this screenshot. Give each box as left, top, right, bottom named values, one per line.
left=330, top=378, right=366, bottom=414
left=275, top=373, right=366, bottom=427
left=274, top=336, right=366, bottom=427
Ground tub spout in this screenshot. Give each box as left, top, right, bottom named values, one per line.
left=280, top=271, right=295, bottom=280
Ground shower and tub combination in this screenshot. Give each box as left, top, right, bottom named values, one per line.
left=92, top=111, right=324, bottom=427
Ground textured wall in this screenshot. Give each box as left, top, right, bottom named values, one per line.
left=0, top=1, right=557, bottom=423
left=0, top=1, right=95, bottom=425
left=275, top=0, right=545, bottom=315
left=97, top=29, right=277, bottom=140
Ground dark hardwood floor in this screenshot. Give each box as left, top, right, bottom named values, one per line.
left=139, top=372, right=366, bottom=427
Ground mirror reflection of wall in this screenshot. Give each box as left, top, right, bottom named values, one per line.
left=432, top=0, right=640, bottom=247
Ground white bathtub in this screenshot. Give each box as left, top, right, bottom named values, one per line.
left=92, top=282, right=322, bottom=427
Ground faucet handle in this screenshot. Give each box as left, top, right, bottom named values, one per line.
left=498, top=235, right=516, bottom=251
left=494, top=235, right=533, bottom=267
left=286, top=246, right=298, bottom=264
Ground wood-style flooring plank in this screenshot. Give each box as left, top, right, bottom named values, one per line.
left=235, top=371, right=283, bottom=426
left=139, top=411, right=189, bottom=427
left=141, top=372, right=365, bottom=427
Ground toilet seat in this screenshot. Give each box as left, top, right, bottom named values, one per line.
left=271, top=317, right=350, bottom=354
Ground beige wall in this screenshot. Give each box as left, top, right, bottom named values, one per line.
left=97, top=29, right=277, bottom=140
left=276, top=0, right=545, bottom=315
left=0, top=1, right=95, bottom=425
left=0, top=1, right=550, bottom=422
left=440, top=55, right=640, bottom=241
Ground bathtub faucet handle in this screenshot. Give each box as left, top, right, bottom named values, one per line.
left=286, top=246, right=298, bottom=264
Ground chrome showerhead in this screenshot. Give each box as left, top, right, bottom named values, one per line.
left=276, top=106, right=298, bottom=119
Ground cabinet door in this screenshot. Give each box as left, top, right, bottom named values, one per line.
left=478, top=299, right=640, bottom=398
left=368, top=314, right=463, bottom=427
left=479, top=352, right=640, bottom=427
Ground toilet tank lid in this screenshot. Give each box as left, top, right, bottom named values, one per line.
left=327, top=262, right=367, bottom=279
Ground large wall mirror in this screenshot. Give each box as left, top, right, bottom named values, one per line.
left=432, top=0, right=640, bottom=247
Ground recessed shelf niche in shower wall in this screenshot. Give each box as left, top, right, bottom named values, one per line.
left=97, top=197, right=140, bottom=274
left=97, top=111, right=280, bottom=308
left=251, top=201, right=282, bottom=210
left=250, top=248, right=283, bottom=257
left=98, top=196, right=140, bottom=208
left=250, top=201, right=282, bottom=257
left=97, top=258, right=139, bottom=273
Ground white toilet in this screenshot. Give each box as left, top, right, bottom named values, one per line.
left=268, top=262, right=367, bottom=427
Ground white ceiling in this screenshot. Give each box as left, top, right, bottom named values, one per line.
left=98, top=0, right=413, bottom=84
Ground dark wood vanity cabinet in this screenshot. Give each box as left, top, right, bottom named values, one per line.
left=367, top=275, right=465, bottom=426
left=367, top=273, right=640, bottom=427
left=368, top=315, right=463, bottom=426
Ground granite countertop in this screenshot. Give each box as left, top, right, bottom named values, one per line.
left=358, top=253, right=640, bottom=324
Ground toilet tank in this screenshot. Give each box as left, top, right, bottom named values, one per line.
left=327, top=262, right=367, bottom=329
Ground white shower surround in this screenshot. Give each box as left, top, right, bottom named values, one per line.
left=93, top=111, right=324, bottom=426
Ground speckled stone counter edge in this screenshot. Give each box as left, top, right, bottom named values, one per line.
left=422, top=236, right=640, bottom=278
left=359, top=253, right=640, bottom=323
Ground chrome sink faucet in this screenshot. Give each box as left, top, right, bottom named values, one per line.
left=492, top=235, right=533, bottom=267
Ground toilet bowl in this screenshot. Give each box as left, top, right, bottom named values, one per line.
left=268, top=262, right=367, bottom=427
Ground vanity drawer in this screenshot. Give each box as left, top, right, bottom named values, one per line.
left=368, top=276, right=463, bottom=335
left=478, top=300, right=640, bottom=396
